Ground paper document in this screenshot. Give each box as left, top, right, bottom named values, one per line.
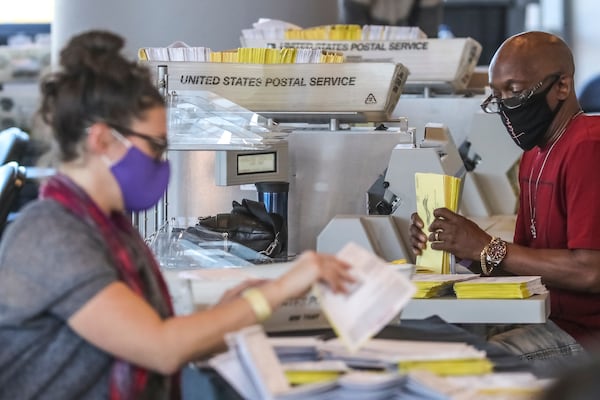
left=314, top=242, right=416, bottom=352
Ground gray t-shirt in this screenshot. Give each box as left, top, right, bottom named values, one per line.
left=0, top=200, right=119, bottom=399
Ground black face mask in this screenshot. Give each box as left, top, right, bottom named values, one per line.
left=499, top=85, right=563, bottom=151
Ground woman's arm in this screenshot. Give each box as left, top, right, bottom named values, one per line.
left=68, top=251, right=353, bottom=374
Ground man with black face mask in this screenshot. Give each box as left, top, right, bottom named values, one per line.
left=409, top=31, right=600, bottom=373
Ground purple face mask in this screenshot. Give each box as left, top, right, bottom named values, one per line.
left=108, top=133, right=170, bottom=212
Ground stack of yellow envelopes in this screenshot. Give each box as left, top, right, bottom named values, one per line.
left=398, top=358, right=493, bottom=376
left=412, top=274, right=478, bottom=298
left=453, top=276, right=547, bottom=299
left=415, top=173, right=462, bottom=274
left=283, top=361, right=348, bottom=385
left=285, top=24, right=362, bottom=41
left=320, top=338, right=493, bottom=377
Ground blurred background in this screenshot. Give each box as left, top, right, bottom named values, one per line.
left=1, top=0, right=599, bottom=134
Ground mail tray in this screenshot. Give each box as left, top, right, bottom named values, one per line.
left=143, top=61, right=408, bottom=122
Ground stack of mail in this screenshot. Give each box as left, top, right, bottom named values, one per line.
left=453, top=276, right=548, bottom=299
left=211, top=326, right=408, bottom=400
left=268, top=337, right=322, bottom=362
left=333, top=372, right=407, bottom=400
left=319, top=338, right=493, bottom=376
left=412, top=274, right=479, bottom=298
left=276, top=371, right=407, bottom=400
left=139, top=41, right=211, bottom=61
left=281, top=360, right=348, bottom=385
left=241, top=19, right=427, bottom=41
left=362, top=25, right=427, bottom=40
left=241, top=18, right=302, bottom=41
left=414, top=173, right=462, bottom=274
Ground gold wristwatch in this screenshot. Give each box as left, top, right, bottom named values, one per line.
left=481, top=237, right=507, bottom=276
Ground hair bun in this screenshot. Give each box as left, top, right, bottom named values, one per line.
left=60, top=30, right=125, bottom=75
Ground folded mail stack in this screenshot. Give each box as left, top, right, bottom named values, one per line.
left=276, top=371, right=407, bottom=400
left=412, top=274, right=479, bottom=298
left=138, top=42, right=212, bottom=62
left=319, top=338, right=493, bottom=376
left=400, top=370, right=550, bottom=400
left=209, top=325, right=549, bottom=400
left=453, top=276, right=548, bottom=299
left=240, top=19, right=482, bottom=92
left=331, top=372, right=408, bottom=400
left=415, top=173, right=462, bottom=274
left=281, top=360, right=349, bottom=386
left=211, top=325, right=411, bottom=400
left=139, top=42, right=344, bottom=64
left=268, top=337, right=322, bottom=363
left=241, top=19, right=426, bottom=41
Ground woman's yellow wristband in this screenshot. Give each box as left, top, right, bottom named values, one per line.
left=242, top=288, right=272, bottom=322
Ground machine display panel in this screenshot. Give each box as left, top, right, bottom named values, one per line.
left=237, top=152, right=277, bottom=175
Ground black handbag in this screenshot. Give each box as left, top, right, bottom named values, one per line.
left=186, top=199, right=286, bottom=258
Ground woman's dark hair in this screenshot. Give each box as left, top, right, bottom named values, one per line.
left=39, top=30, right=164, bottom=161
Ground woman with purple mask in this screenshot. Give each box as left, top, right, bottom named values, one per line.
left=0, top=30, right=354, bottom=399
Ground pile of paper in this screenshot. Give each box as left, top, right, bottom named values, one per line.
left=211, top=47, right=344, bottom=64
left=285, top=24, right=363, bottom=41
left=211, top=326, right=409, bottom=400
left=441, top=371, right=552, bottom=400
left=412, top=274, right=479, bottom=298
left=453, top=276, right=548, bottom=299
left=332, top=372, right=407, bottom=399
left=210, top=325, right=291, bottom=399
left=210, top=325, right=548, bottom=400
left=240, top=19, right=427, bottom=41
left=282, top=360, right=348, bottom=385
left=400, top=370, right=551, bottom=400
left=241, top=18, right=302, bottom=41
left=362, top=25, right=427, bottom=40
left=319, top=338, right=493, bottom=376
left=138, top=41, right=211, bottom=61
left=140, top=44, right=344, bottom=64
left=415, top=172, right=462, bottom=274
left=268, top=337, right=322, bottom=362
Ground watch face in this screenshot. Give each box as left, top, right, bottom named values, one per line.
left=487, top=238, right=507, bottom=266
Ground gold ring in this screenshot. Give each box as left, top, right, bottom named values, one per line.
left=434, top=231, right=440, bottom=241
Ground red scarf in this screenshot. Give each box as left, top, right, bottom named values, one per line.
left=41, top=174, right=178, bottom=399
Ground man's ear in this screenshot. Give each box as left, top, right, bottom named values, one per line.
left=86, top=123, right=113, bottom=154
left=556, top=75, right=573, bottom=101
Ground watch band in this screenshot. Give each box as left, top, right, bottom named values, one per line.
left=480, top=243, right=490, bottom=276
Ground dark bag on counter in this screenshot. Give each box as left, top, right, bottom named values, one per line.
left=186, top=199, right=286, bottom=257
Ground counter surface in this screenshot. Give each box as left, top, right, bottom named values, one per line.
left=401, top=293, right=550, bottom=324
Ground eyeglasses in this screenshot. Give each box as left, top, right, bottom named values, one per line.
left=108, top=123, right=168, bottom=160
left=480, top=73, right=561, bottom=114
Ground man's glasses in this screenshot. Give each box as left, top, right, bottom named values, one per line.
left=108, top=123, right=168, bottom=160
left=480, top=73, right=561, bottom=114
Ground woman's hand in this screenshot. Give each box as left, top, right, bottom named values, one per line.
left=277, top=251, right=355, bottom=299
